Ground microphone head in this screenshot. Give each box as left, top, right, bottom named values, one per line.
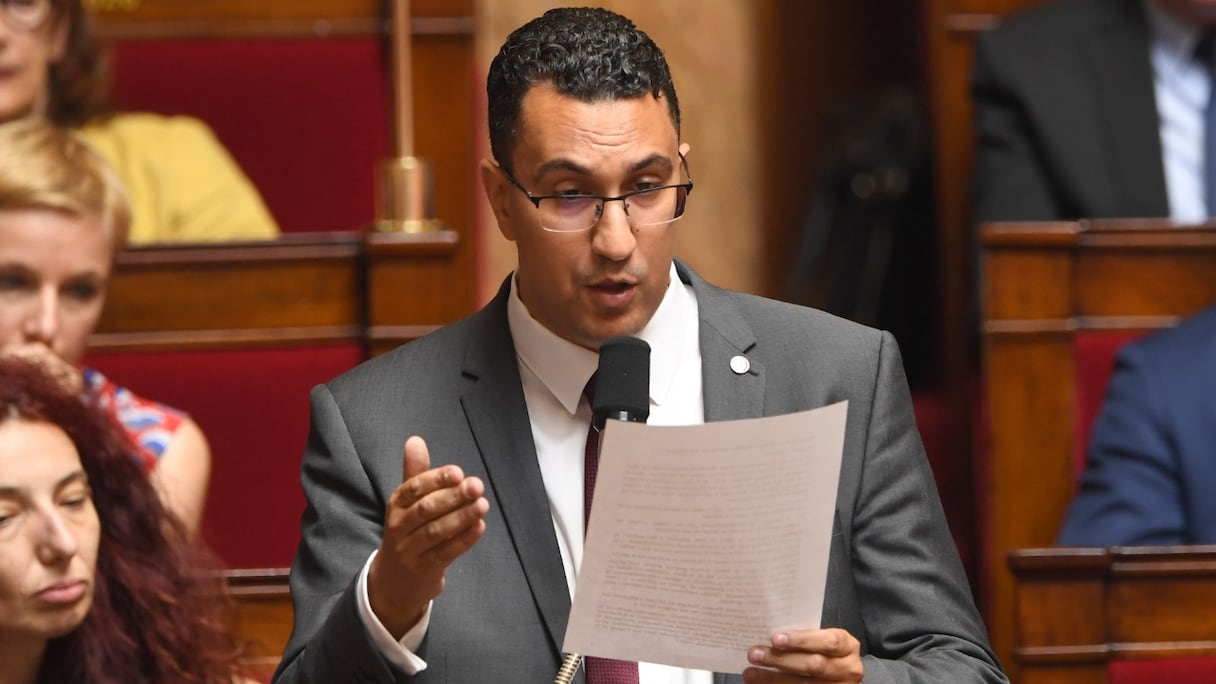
left=593, top=336, right=650, bottom=428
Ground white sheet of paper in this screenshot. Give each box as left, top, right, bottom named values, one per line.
left=562, top=401, right=848, bottom=674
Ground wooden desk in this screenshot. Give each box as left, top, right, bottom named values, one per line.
left=226, top=568, right=292, bottom=680
left=95, top=230, right=468, bottom=351
left=1011, top=547, right=1216, bottom=684
left=982, top=219, right=1216, bottom=674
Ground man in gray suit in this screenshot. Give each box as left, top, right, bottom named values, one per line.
left=274, top=8, right=1006, bottom=683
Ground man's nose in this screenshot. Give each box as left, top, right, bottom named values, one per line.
left=590, top=200, right=637, bottom=261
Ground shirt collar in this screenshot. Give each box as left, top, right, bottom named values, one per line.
left=507, top=261, right=697, bottom=416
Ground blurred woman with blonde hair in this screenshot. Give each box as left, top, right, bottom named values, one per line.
left=0, top=118, right=210, bottom=533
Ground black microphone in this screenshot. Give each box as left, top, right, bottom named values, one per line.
left=592, top=336, right=651, bottom=430
left=555, top=336, right=650, bottom=684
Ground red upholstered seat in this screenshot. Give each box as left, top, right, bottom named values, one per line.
left=1110, top=657, right=1216, bottom=684
left=108, top=38, right=391, bottom=233
left=1071, top=331, right=1145, bottom=479
left=82, top=344, right=364, bottom=568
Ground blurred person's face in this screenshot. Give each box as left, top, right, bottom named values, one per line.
left=480, top=84, right=686, bottom=350
left=0, top=0, right=66, bottom=122
left=1154, top=0, right=1216, bottom=26
left=0, top=209, right=111, bottom=369
left=0, top=418, right=99, bottom=647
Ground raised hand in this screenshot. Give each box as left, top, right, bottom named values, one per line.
left=368, top=435, right=489, bottom=638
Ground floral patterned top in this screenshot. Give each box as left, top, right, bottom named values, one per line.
left=83, top=367, right=186, bottom=472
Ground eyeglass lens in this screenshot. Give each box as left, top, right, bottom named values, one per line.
left=538, top=186, right=687, bottom=233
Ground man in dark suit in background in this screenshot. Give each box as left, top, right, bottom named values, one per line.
left=972, top=0, right=1216, bottom=223
left=273, top=8, right=1006, bottom=683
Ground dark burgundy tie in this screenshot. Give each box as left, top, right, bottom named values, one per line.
left=581, top=374, right=640, bottom=684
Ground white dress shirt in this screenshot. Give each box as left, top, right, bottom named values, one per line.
left=358, top=263, right=715, bottom=683
left=1146, top=0, right=1210, bottom=221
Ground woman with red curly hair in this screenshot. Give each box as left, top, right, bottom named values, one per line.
left=0, top=358, right=245, bottom=684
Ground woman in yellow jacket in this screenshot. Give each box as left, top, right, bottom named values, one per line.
left=0, top=0, right=280, bottom=243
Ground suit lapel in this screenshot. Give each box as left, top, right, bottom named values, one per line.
left=678, top=261, right=765, bottom=423
left=460, top=280, right=572, bottom=659
left=1085, top=0, right=1170, bottom=215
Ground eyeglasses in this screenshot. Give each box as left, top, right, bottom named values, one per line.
left=502, top=154, right=694, bottom=233
left=1, top=0, right=52, bottom=31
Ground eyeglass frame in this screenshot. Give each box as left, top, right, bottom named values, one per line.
left=499, top=153, right=694, bottom=233
left=0, top=0, right=53, bottom=31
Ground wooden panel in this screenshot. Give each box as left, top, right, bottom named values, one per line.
left=94, top=234, right=363, bottom=349
left=93, top=230, right=475, bottom=352
left=984, top=237, right=1076, bottom=322
left=225, top=568, right=292, bottom=674
left=90, top=0, right=475, bottom=39
left=984, top=333, right=1076, bottom=676
left=364, top=230, right=465, bottom=354
left=982, top=221, right=1216, bottom=677
left=90, top=0, right=383, bottom=39
left=1011, top=548, right=1216, bottom=683
left=1011, top=550, right=1108, bottom=684
left=411, top=29, right=477, bottom=316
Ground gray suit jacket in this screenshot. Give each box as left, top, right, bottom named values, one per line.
left=972, top=0, right=1169, bottom=223
left=273, top=262, right=1006, bottom=683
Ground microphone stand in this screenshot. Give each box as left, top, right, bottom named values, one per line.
left=554, top=653, right=584, bottom=684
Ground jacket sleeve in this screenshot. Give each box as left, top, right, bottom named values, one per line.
left=851, top=332, right=1009, bottom=683
left=272, top=384, right=414, bottom=683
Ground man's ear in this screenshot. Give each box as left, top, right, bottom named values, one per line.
left=479, top=159, right=518, bottom=242
left=679, top=142, right=690, bottom=158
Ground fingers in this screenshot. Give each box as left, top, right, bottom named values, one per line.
left=745, top=629, right=863, bottom=683
left=772, top=629, right=857, bottom=657
left=386, top=435, right=489, bottom=556
left=397, top=478, right=488, bottom=557
left=370, top=435, right=490, bottom=637
left=403, top=434, right=431, bottom=483
left=3, top=345, right=83, bottom=393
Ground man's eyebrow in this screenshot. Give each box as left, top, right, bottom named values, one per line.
left=0, top=262, right=37, bottom=275
left=534, top=158, right=592, bottom=180
left=533, top=153, right=675, bottom=182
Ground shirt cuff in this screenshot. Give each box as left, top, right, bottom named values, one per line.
left=356, top=549, right=432, bottom=674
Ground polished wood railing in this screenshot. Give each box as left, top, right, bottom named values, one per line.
left=982, top=219, right=1216, bottom=675
left=1011, top=547, right=1216, bottom=684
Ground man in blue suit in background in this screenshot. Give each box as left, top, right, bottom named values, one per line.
left=1059, top=304, right=1216, bottom=545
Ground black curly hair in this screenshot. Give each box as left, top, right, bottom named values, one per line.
left=486, top=7, right=680, bottom=173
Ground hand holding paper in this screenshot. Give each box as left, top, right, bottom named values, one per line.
left=563, top=401, right=849, bottom=674
left=745, top=628, right=863, bottom=682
